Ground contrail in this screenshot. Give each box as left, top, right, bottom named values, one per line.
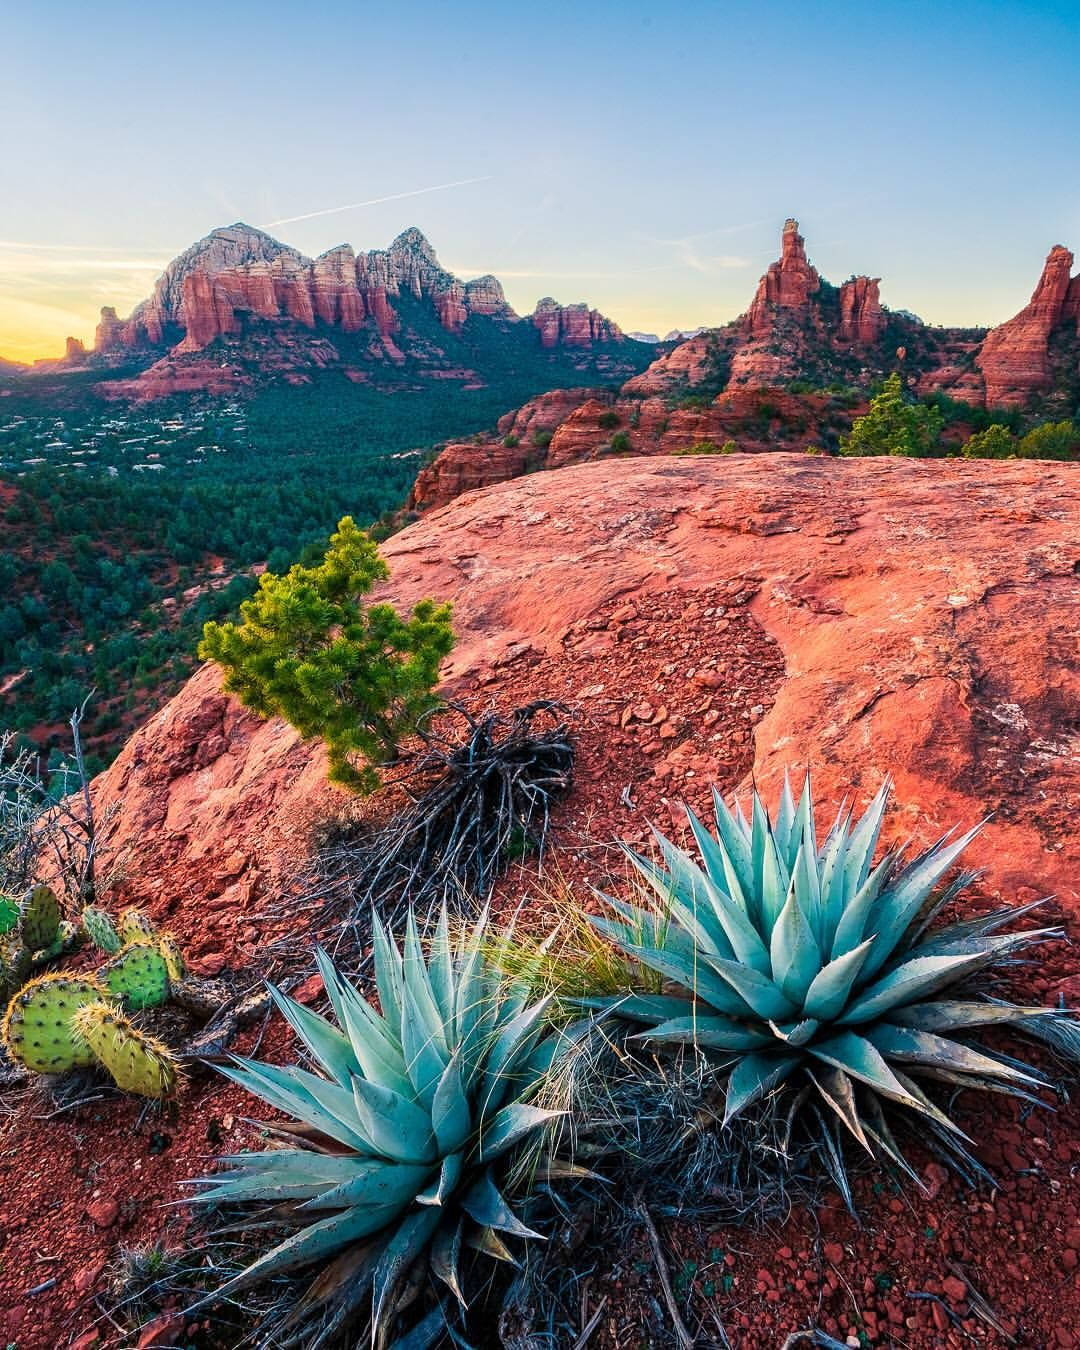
left=263, top=177, right=492, bottom=228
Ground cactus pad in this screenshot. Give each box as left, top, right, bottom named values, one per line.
left=0, top=941, right=32, bottom=1000
left=2, top=972, right=107, bottom=1073
left=81, top=907, right=122, bottom=954
left=118, top=908, right=156, bottom=944
left=99, top=940, right=170, bottom=1010
left=0, top=896, right=19, bottom=936
left=72, top=1002, right=179, bottom=1098
left=20, top=885, right=60, bottom=952
left=157, top=935, right=188, bottom=983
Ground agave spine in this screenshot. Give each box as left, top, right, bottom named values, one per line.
left=591, top=773, right=1076, bottom=1175
left=190, top=909, right=579, bottom=1341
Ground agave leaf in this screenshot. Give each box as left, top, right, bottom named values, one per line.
left=808, top=1032, right=925, bottom=1113
left=371, top=909, right=404, bottom=1034
left=791, top=833, right=824, bottom=950
left=859, top=822, right=985, bottom=980
left=415, top=1151, right=463, bottom=1207
left=888, top=1000, right=1057, bottom=1033
left=842, top=778, right=891, bottom=901
left=861, top=1092, right=924, bottom=1188
left=760, top=828, right=790, bottom=932
left=704, top=954, right=799, bottom=1021
left=807, top=1066, right=872, bottom=1153
left=711, top=785, right=755, bottom=910
left=454, top=907, right=489, bottom=1064
left=627, top=843, right=734, bottom=963
left=315, top=955, right=412, bottom=1095
left=431, top=1053, right=472, bottom=1155
left=802, top=938, right=874, bottom=1021
left=902, top=868, right=984, bottom=947
left=401, top=977, right=451, bottom=1111
left=478, top=1103, right=564, bottom=1162
left=403, top=911, right=451, bottom=1060
left=431, top=1214, right=467, bottom=1308
left=189, top=1204, right=403, bottom=1308
left=575, top=992, right=696, bottom=1024
left=636, top=1013, right=774, bottom=1050
left=817, top=811, right=852, bottom=946
left=477, top=996, right=554, bottom=1116
left=351, top=1074, right=438, bottom=1165
left=461, top=1168, right=543, bottom=1239
left=829, top=850, right=896, bottom=958
left=516, top=1014, right=594, bottom=1081
left=908, top=899, right=1057, bottom=958
left=466, top=1226, right=519, bottom=1266
left=769, top=869, right=821, bottom=1005
left=793, top=771, right=817, bottom=867
left=598, top=936, right=755, bottom=1017
left=865, top=1024, right=1048, bottom=1088
left=371, top=1205, right=442, bottom=1336
left=427, top=906, right=456, bottom=1027
left=888, top=1065, right=973, bottom=1138
left=266, top=984, right=360, bottom=1090
left=666, top=821, right=774, bottom=971
left=839, top=950, right=1020, bottom=1026
left=389, top=1304, right=449, bottom=1350
left=773, top=769, right=798, bottom=869
left=300, top=1160, right=434, bottom=1213
left=723, top=1051, right=802, bottom=1123
left=216, top=1059, right=375, bottom=1153
left=767, top=1017, right=820, bottom=1046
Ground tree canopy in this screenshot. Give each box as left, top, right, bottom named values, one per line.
left=199, top=517, right=454, bottom=793
left=840, top=373, right=944, bottom=458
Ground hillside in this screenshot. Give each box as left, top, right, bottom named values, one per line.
left=2, top=452, right=1078, bottom=1347
left=407, top=220, right=1080, bottom=512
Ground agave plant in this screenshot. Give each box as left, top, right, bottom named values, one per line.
left=189, top=909, right=578, bottom=1347
left=589, top=773, right=1078, bottom=1181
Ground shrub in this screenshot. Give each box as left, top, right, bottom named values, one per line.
left=190, top=912, right=579, bottom=1343
left=961, top=424, right=1016, bottom=459
left=588, top=774, right=1079, bottom=1180
left=674, top=439, right=736, bottom=456
left=503, top=433, right=520, bottom=448
left=199, top=517, right=454, bottom=794
left=597, top=409, right=621, bottom=430
left=1017, top=420, right=1080, bottom=461
left=532, top=429, right=553, bottom=449
left=609, top=429, right=631, bottom=453
left=840, top=373, right=944, bottom=457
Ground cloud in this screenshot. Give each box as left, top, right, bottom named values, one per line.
left=263, top=176, right=493, bottom=228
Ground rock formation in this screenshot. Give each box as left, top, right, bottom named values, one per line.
left=976, top=244, right=1080, bottom=406
left=90, top=223, right=628, bottom=368
left=90, top=453, right=1080, bottom=922
left=743, top=218, right=821, bottom=336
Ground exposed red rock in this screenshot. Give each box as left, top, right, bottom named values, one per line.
left=88, top=223, right=629, bottom=390
left=90, top=453, right=1080, bottom=919
left=406, top=439, right=538, bottom=512
left=837, top=274, right=885, bottom=344
left=495, top=386, right=599, bottom=441
left=976, top=244, right=1080, bottom=406
left=743, top=217, right=821, bottom=336
left=531, top=297, right=623, bottom=348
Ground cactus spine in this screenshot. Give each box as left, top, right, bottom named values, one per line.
left=2, top=972, right=106, bottom=1073
left=81, top=907, right=122, bottom=954
left=72, top=1002, right=179, bottom=1099
left=99, top=940, right=170, bottom=1010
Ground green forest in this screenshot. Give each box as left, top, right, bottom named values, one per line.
left=0, top=334, right=648, bottom=770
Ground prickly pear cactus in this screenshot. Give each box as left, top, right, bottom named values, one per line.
left=19, top=885, right=60, bottom=952
left=0, top=940, right=32, bottom=1001
left=2, top=972, right=106, bottom=1073
left=157, top=935, right=187, bottom=983
left=32, top=920, right=81, bottom=962
left=72, top=1002, right=179, bottom=1098
left=81, top=907, right=122, bottom=954
left=118, top=908, right=156, bottom=945
left=0, top=896, right=19, bottom=936
left=99, top=940, right=170, bottom=1010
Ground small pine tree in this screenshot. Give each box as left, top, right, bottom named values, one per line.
left=1016, top=420, right=1080, bottom=461
left=840, top=373, right=944, bottom=458
left=199, top=517, right=454, bottom=793
left=961, top=423, right=1016, bottom=459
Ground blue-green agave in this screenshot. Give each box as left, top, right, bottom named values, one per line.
left=190, top=909, right=578, bottom=1345
left=589, top=774, right=1078, bottom=1177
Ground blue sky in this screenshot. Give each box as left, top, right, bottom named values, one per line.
left=3, top=0, right=1079, bottom=358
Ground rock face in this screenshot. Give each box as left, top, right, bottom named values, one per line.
left=838, top=275, right=885, bottom=344
left=743, top=218, right=821, bottom=335
left=91, top=454, right=1080, bottom=920
left=976, top=244, right=1080, bottom=406
left=531, top=297, right=623, bottom=347
left=90, top=223, right=628, bottom=369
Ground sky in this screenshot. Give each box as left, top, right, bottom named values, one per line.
left=2, top=0, right=1079, bottom=362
